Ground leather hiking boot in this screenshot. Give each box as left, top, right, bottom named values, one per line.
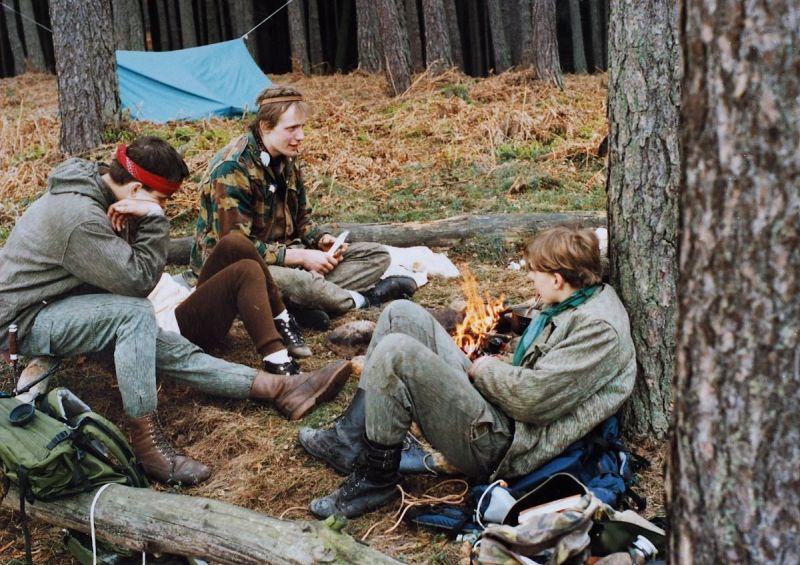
left=289, top=307, right=331, bottom=331
left=275, top=314, right=312, bottom=358
left=298, top=388, right=365, bottom=474
left=309, top=435, right=402, bottom=519
left=127, top=414, right=211, bottom=486
left=250, top=360, right=352, bottom=421
left=362, top=276, right=418, bottom=307
left=263, top=358, right=300, bottom=375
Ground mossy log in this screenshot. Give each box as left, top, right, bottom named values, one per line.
left=168, top=211, right=606, bottom=265
left=1, top=484, right=401, bottom=564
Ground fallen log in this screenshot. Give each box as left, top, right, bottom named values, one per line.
left=1, top=484, right=401, bottom=565
left=168, top=211, right=606, bottom=264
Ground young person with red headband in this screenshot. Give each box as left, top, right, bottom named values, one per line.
left=0, top=136, right=351, bottom=486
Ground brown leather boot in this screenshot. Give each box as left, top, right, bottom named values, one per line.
left=250, top=359, right=352, bottom=421
left=127, top=414, right=211, bottom=486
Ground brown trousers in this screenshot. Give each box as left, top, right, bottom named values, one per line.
left=175, top=233, right=285, bottom=357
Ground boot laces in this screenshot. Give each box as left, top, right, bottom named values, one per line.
left=277, top=316, right=305, bottom=346
left=148, top=419, right=180, bottom=460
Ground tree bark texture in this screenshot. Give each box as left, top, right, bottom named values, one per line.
left=288, top=0, right=310, bottom=73
left=112, top=0, right=146, bottom=51
left=668, top=1, right=800, bottom=562
left=443, top=0, right=463, bottom=71
left=500, top=0, right=521, bottom=66
left=307, top=0, right=325, bottom=71
left=403, top=0, right=424, bottom=72
left=588, top=0, right=605, bottom=70
left=178, top=0, right=198, bottom=47
left=3, top=2, right=26, bottom=73
left=530, top=0, right=562, bottom=88
left=376, top=0, right=411, bottom=95
left=465, top=0, right=483, bottom=76
left=1, top=484, right=402, bottom=564
left=421, top=0, right=452, bottom=74
left=50, top=0, right=119, bottom=155
left=486, top=0, right=510, bottom=73
left=567, top=0, right=587, bottom=73
left=155, top=0, right=171, bottom=50
left=167, top=212, right=606, bottom=265
left=18, top=0, right=45, bottom=70
left=606, top=0, right=680, bottom=439
left=356, top=0, right=382, bottom=72
left=204, top=0, right=222, bottom=44
left=518, top=0, right=534, bottom=67
left=165, top=0, right=182, bottom=49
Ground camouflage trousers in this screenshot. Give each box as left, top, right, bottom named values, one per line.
left=360, top=300, right=513, bottom=480
left=269, top=242, right=390, bottom=315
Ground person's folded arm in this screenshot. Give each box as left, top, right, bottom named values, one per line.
left=471, top=318, right=620, bottom=425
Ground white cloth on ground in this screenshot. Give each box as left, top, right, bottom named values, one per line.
left=381, top=245, right=460, bottom=288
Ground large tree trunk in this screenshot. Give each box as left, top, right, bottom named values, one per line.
left=18, top=0, right=45, bottom=70
left=155, top=0, right=172, bottom=49
left=668, top=1, right=800, bottom=562
left=486, top=0, right=510, bottom=73
left=500, top=0, right=521, bottom=66
left=606, top=0, right=680, bottom=440
left=3, top=2, right=26, bottom=74
left=231, top=0, right=257, bottom=61
left=333, top=0, right=353, bottom=72
left=531, top=0, right=562, bottom=88
left=465, top=0, right=482, bottom=76
left=167, top=212, right=606, bottom=265
left=567, top=0, right=587, bottom=73
left=113, top=0, right=146, bottom=51
left=402, top=0, right=423, bottom=72
left=1, top=484, right=402, bottom=564
left=50, top=0, right=119, bottom=155
left=165, top=0, right=182, bottom=49
left=178, top=0, right=197, bottom=47
left=204, top=0, right=222, bottom=44
left=588, top=0, right=605, bottom=71
left=443, top=0, right=463, bottom=71
left=356, top=0, right=382, bottom=72
left=420, top=0, right=452, bottom=75
left=307, top=0, right=325, bottom=72
left=288, top=0, right=309, bottom=73
left=518, top=0, right=534, bottom=67
left=376, top=0, right=411, bottom=95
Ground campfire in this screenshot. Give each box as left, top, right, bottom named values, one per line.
left=453, top=267, right=506, bottom=359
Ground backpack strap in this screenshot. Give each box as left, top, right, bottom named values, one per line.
left=16, top=467, right=33, bottom=565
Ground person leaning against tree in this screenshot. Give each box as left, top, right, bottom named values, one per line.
left=0, top=137, right=351, bottom=487
left=299, top=226, right=637, bottom=518
left=190, top=85, right=418, bottom=330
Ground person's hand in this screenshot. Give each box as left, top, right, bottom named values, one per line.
left=285, top=248, right=340, bottom=274
left=107, top=198, right=163, bottom=231
left=468, top=354, right=500, bottom=381
left=317, top=233, right=349, bottom=258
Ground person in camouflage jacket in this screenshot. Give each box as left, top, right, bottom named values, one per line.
left=191, top=86, right=417, bottom=325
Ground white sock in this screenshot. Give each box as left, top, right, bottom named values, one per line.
left=274, top=309, right=290, bottom=322
left=263, top=349, right=292, bottom=364
left=349, top=290, right=367, bottom=309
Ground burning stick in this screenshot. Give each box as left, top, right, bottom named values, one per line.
left=453, top=267, right=506, bottom=359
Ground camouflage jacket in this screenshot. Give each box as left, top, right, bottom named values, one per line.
left=190, top=132, right=325, bottom=273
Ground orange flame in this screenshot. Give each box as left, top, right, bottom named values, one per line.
left=453, top=267, right=506, bottom=359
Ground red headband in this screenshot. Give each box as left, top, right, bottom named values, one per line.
left=115, top=145, right=182, bottom=196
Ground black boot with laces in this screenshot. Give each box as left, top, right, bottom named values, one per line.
left=309, top=434, right=401, bottom=518
left=275, top=314, right=312, bottom=358
left=298, top=388, right=366, bottom=474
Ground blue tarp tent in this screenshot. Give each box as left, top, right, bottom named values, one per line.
left=117, top=39, right=271, bottom=123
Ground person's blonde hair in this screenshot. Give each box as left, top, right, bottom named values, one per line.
left=249, top=85, right=310, bottom=135
left=524, top=226, right=602, bottom=288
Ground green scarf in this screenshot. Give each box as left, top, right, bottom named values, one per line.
left=512, top=285, right=600, bottom=366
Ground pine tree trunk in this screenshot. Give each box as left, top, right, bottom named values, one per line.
left=668, top=1, right=800, bottom=561
left=443, top=0, right=463, bottom=71
left=3, top=2, right=26, bottom=74
left=500, top=0, right=521, bottom=66
left=376, top=0, right=411, bottom=95
left=420, top=0, right=451, bottom=74
left=205, top=0, right=221, bottom=44
left=518, top=0, right=534, bottom=67
left=356, top=0, right=382, bottom=72
left=607, top=0, right=680, bottom=439
left=465, top=0, right=483, bottom=76
left=403, top=0, right=424, bottom=72
left=287, top=0, right=309, bottom=73
left=531, top=0, right=562, bottom=88
left=567, top=0, right=587, bottom=73
left=306, top=0, right=325, bottom=72
left=18, top=0, right=45, bottom=70
left=167, top=0, right=182, bottom=48
left=113, top=0, right=146, bottom=51
left=155, top=0, right=171, bottom=49
left=49, top=0, right=119, bottom=154
left=588, top=0, right=604, bottom=70
left=486, top=0, right=510, bottom=73
left=334, top=0, right=353, bottom=72
left=179, top=0, right=197, bottom=47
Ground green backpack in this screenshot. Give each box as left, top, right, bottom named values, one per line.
left=0, top=388, right=148, bottom=564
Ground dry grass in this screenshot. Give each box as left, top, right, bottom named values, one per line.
left=0, top=70, right=665, bottom=564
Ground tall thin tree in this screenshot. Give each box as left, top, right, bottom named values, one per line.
left=113, top=0, right=146, bottom=51
left=567, top=0, right=587, bottom=73
left=421, top=0, right=452, bottom=75
left=287, top=0, right=309, bottom=73
left=486, top=0, right=510, bottom=73
left=178, top=0, right=197, bottom=47
left=669, top=1, right=800, bottom=561
left=307, top=0, right=324, bottom=72
left=403, top=0, right=424, bottom=72
left=205, top=0, right=222, bottom=44
left=18, top=0, right=45, bottom=70
left=50, top=0, right=119, bottom=154
left=530, top=0, right=562, bottom=88
left=376, top=0, right=411, bottom=95
left=443, top=0, right=463, bottom=71
left=2, top=2, right=26, bottom=74
left=588, top=0, right=605, bottom=70
left=607, top=0, right=680, bottom=439
left=356, top=0, right=382, bottom=72
left=518, top=0, right=534, bottom=67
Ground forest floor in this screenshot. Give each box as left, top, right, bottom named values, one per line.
left=0, top=69, right=666, bottom=565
